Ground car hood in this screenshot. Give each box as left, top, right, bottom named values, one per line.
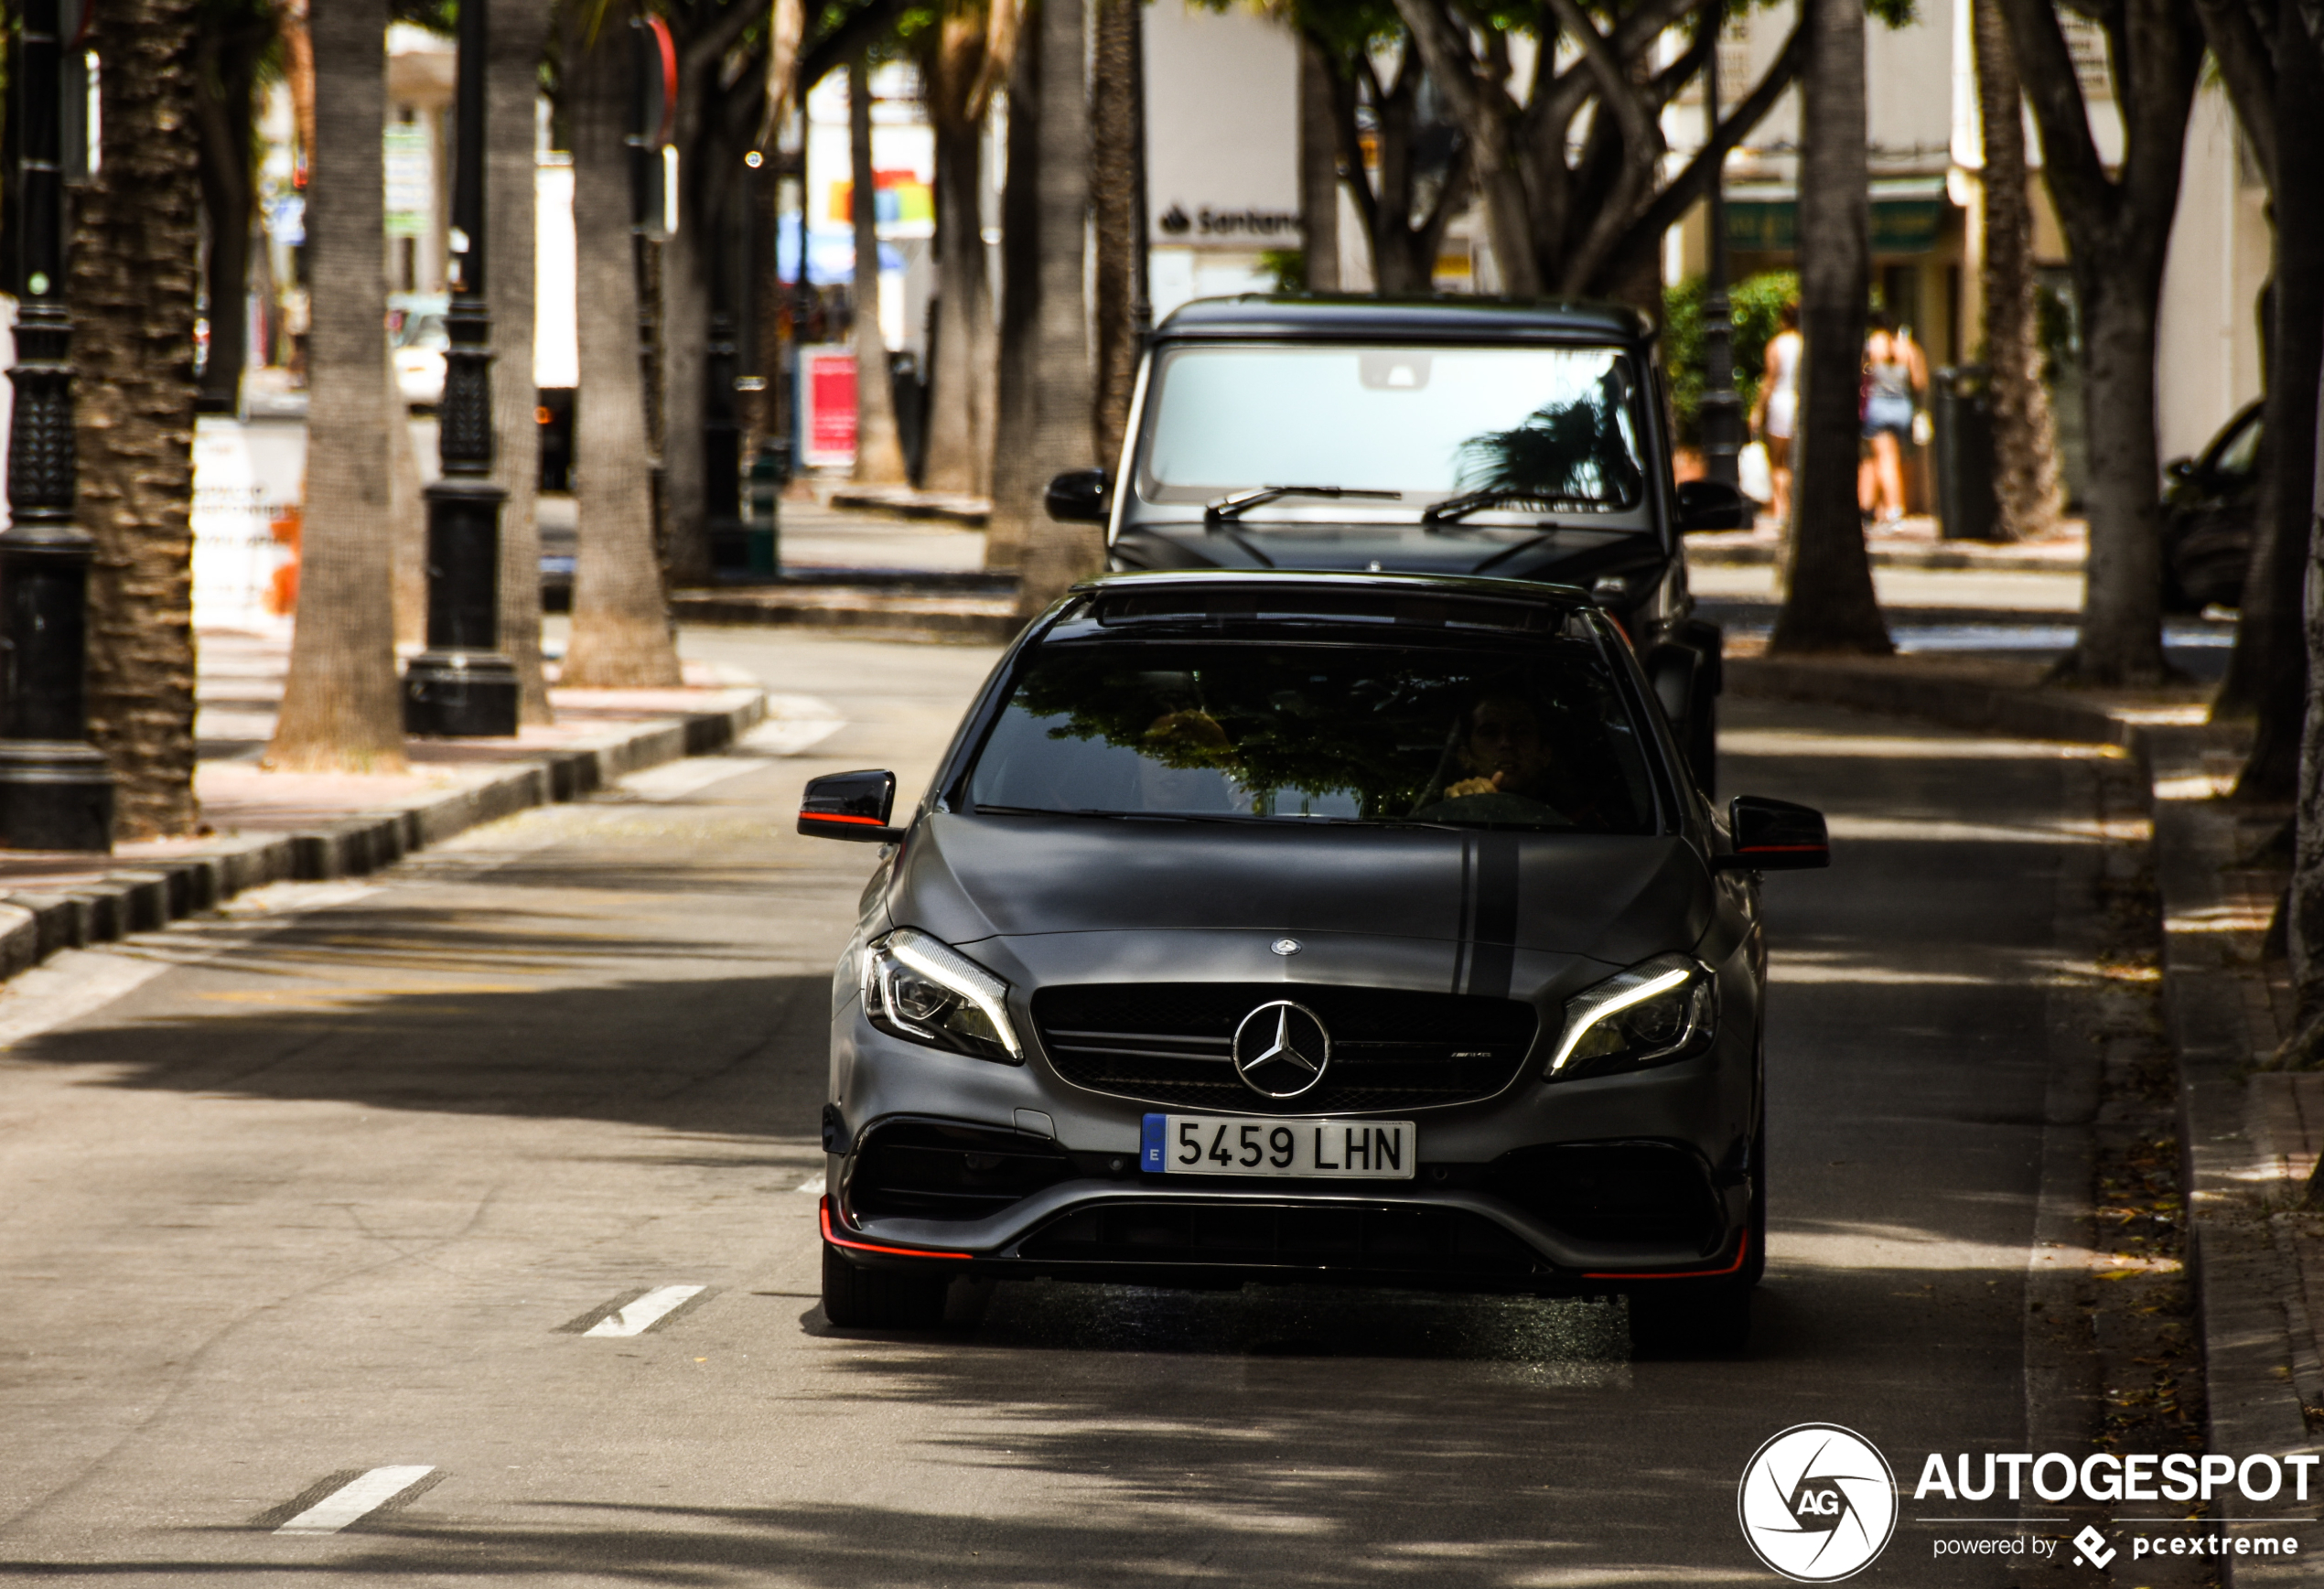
left=890, top=811, right=1711, bottom=965
left=1110, top=520, right=1669, bottom=587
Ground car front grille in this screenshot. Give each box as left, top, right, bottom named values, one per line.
left=1019, top=1200, right=1543, bottom=1276
left=1030, top=982, right=1538, bottom=1113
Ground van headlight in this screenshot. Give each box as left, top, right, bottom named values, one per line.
left=1544, top=953, right=1716, bottom=1080
left=861, top=928, right=1023, bottom=1064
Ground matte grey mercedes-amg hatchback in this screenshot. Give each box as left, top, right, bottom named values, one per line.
left=798, top=570, right=1825, bottom=1351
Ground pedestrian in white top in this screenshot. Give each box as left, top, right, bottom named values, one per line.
left=1750, top=300, right=1802, bottom=524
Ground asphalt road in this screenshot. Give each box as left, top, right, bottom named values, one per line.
left=0, top=629, right=2123, bottom=1584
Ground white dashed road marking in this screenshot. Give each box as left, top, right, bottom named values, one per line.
left=583, top=1284, right=707, bottom=1337
left=274, top=1466, right=437, bottom=1535
left=795, top=1173, right=826, bottom=1196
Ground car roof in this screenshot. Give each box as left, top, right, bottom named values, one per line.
left=1069, top=568, right=1593, bottom=606
left=1154, top=295, right=1654, bottom=346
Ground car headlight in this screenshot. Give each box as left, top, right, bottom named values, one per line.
left=861, top=928, right=1023, bottom=1064
left=1544, top=953, right=1716, bottom=1080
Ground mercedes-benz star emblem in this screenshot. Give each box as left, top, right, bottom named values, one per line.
left=1271, top=937, right=1301, bottom=956
left=1232, top=1001, right=1331, bottom=1099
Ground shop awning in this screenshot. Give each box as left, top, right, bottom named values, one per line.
left=1723, top=177, right=1952, bottom=256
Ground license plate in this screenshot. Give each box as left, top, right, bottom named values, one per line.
left=1141, top=1113, right=1415, bottom=1179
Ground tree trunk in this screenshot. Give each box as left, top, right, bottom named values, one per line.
left=1298, top=35, right=1340, bottom=292
left=922, top=99, right=992, bottom=494
left=2070, top=273, right=2172, bottom=683
left=1972, top=0, right=2061, bottom=544
left=388, top=360, right=427, bottom=648
left=491, top=0, right=552, bottom=723
left=1091, top=0, right=1139, bottom=467
left=660, top=175, right=714, bottom=582
left=1996, top=0, right=2197, bottom=686
left=984, top=36, right=1040, bottom=573
left=561, top=0, right=683, bottom=689
left=1769, top=0, right=1890, bottom=656
left=269, top=0, right=406, bottom=772
left=191, top=2, right=261, bottom=413
left=75, top=0, right=202, bottom=835
left=2223, top=3, right=2323, bottom=804
left=1011, top=0, right=1100, bottom=617
left=849, top=54, right=909, bottom=485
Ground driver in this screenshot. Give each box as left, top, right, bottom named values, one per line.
left=1415, top=693, right=1577, bottom=825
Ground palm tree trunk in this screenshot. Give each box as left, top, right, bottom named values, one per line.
left=1769, top=0, right=1890, bottom=656
left=1972, top=0, right=2061, bottom=544
left=269, top=0, right=406, bottom=771
left=490, top=0, right=552, bottom=722
left=1011, top=0, right=1100, bottom=617
left=849, top=53, right=909, bottom=485
left=660, top=172, right=715, bottom=580
left=191, top=2, right=262, bottom=413
left=921, top=111, right=993, bottom=495
left=561, top=0, right=684, bottom=689
left=75, top=0, right=202, bottom=835
left=984, top=27, right=1040, bottom=572
left=1091, top=0, right=1139, bottom=467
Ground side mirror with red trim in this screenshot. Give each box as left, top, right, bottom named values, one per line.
left=800, top=769, right=906, bottom=843
left=1716, top=795, right=1829, bottom=871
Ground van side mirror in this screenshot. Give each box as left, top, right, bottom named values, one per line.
left=1675, top=478, right=1749, bottom=531
left=1045, top=468, right=1108, bottom=523
left=800, top=769, right=905, bottom=842
left=1716, top=796, right=1829, bottom=870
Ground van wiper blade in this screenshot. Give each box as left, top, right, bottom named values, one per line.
left=1205, top=485, right=1403, bottom=523
left=1424, top=487, right=1585, bottom=526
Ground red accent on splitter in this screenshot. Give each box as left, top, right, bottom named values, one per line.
left=1585, top=1230, right=1749, bottom=1281
left=820, top=1197, right=974, bottom=1260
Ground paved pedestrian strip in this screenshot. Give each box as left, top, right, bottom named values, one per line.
left=578, top=1283, right=708, bottom=1337
left=271, top=1466, right=437, bottom=1536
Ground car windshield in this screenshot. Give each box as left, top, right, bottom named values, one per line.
left=965, top=640, right=1659, bottom=833
left=1135, top=343, right=1648, bottom=514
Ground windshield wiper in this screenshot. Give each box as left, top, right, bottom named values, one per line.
left=1423, top=487, right=1587, bottom=527
left=1205, top=485, right=1403, bottom=523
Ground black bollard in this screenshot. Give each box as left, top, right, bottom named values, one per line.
left=0, top=0, right=113, bottom=849
left=403, top=0, right=518, bottom=737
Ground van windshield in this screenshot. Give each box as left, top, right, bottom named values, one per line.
left=966, top=639, right=1660, bottom=834
left=1135, top=344, right=1648, bottom=515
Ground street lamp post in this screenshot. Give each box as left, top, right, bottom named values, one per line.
left=0, top=0, right=113, bottom=850
left=403, top=0, right=519, bottom=735
left=1697, top=18, right=1743, bottom=491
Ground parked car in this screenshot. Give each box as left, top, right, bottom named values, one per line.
left=1042, top=297, right=1742, bottom=792
left=800, top=569, right=1828, bottom=1352
left=390, top=293, right=450, bottom=409
left=2161, top=399, right=2261, bottom=614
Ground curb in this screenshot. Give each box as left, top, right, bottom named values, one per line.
left=1688, top=540, right=2085, bottom=574
left=823, top=489, right=992, bottom=527
left=1733, top=654, right=2319, bottom=1581
left=0, top=688, right=767, bottom=986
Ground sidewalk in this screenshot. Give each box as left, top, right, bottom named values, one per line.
left=1689, top=513, right=2088, bottom=571
left=1730, top=648, right=2319, bottom=1583
left=670, top=499, right=1021, bottom=644
left=0, top=628, right=767, bottom=980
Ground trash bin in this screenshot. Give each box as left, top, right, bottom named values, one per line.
left=1933, top=364, right=1999, bottom=542
left=748, top=439, right=789, bottom=577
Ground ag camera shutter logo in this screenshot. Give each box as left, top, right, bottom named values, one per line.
left=1738, top=1423, right=1899, bottom=1581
